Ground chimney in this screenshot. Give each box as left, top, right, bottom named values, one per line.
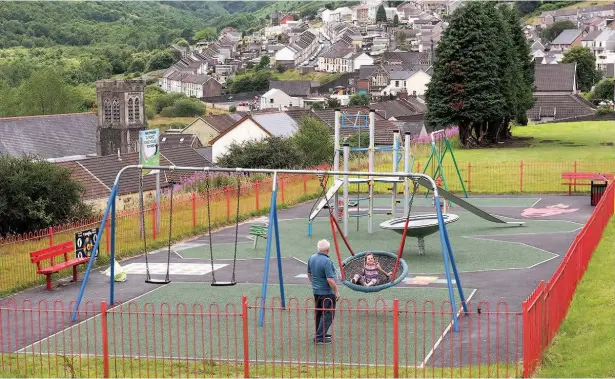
left=398, top=89, right=408, bottom=100
left=117, top=149, right=122, bottom=161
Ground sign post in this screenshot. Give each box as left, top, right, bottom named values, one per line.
left=75, top=227, right=100, bottom=259
left=139, top=129, right=161, bottom=233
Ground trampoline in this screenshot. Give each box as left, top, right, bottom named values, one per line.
left=379, top=213, right=459, bottom=255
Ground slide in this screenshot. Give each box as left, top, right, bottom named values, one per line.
left=309, top=179, right=344, bottom=221
left=416, top=177, right=525, bottom=226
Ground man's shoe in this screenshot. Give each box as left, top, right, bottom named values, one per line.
left=314, top=337, right=332, bottom=344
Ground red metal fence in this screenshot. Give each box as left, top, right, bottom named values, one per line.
left=521, top=181, right=615, bottom=377
left=0, top=298, right=522, bottom=378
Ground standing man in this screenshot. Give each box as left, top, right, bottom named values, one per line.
left=307, top=239, right=340, bottom=344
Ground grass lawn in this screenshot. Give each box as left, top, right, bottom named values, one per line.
left=414, top=121, right=615, bottom=163
left=273, top=70, right=343, bottom=84
left=534, top=217, right=615, bottom=378
left=147, top=116, right=199, bottom=131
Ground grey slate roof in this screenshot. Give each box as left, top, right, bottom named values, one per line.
left=0, top=113, right=98, bottom=160
left=534, top=63, right=576, bottom=92
left=253, top=112, right=298, bottom=137
left=527, top=94, right=596, bottom=121
left=551, top=29, right=582, bottom=45
left=269, top=80, right=315, bottom=96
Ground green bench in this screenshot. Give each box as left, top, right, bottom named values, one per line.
left=249, top=224, right=268, bottom=249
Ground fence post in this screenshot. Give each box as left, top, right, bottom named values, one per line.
left=280, top=176, right=285, bottom=203
left=242, top=296, right=250, bottom=378
left=255, top=181, right=260, bottom=211
left=105, top=219, right=110, bottom=255
left=417, top=161, right=421, bottom=173
left=393, top=299, right=399, bottom=378
left=467, top=163, right=471, bottom=193
left=303, top=174, right=307, bottom=194
left=520, top=160, right=524, bottom=193
left=522, top=299, right=529, bottom=378
left=49, top=227, right=54, bottom=246
left=152, top=203, right=157, bottom=241
left=573, top=160, right=577, bottom=193
left=225, top=186, right=231, bottom=220
left=101, top=301, right=110, bottom=378
left=192, top=193, right=197, bottom=229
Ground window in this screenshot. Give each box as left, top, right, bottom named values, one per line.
left=395, top=81, right=399, bottom=87
left=103, top=99, right=111, bottom=123
left=128, top=98, right=134, bottom=122
left=134, top=98, right=140, bottom=122
left=270, top=98, right=274, bottom=103
left=112, top=99, right=120, bottom=123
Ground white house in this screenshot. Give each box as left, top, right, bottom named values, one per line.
left=353, top=52, right=374, bottom=71
left=274, top=46, right=297, bottom=65
left=322, top=7, right=353, bottom=23
left=210, top=117, right=271, bottom=162
left=381, top=70, right=431, bottom=96
left=260, top=88, right=303, bottom=109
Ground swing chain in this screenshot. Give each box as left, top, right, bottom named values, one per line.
left=166, top=180, right=174, bottom=282
left=140, top=171, right=151, bottom=281
left=205, top=173, right=216, bottom=283
left=231, top=176, right=241, bottom=284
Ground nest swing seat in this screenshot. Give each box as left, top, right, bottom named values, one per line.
left=341, top=251, right=408, bottom=293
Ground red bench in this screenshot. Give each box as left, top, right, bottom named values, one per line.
left=30, top=241, right=90, bottom=290
left=561, top=172, right=613, bottom=195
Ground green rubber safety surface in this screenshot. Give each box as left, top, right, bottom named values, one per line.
left=177, top=212, right=578, bottom=274
left=23, top=283, right=475, bottom=367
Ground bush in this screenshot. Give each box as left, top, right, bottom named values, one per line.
left=0, top=155, right=92, bottom=236
left=154, top=92, right=185, bottom=113
left=144, top=107, right=156, bottom=120
left=217, top=136, right=302, bottom=169
left=229, top=105, right=237, bottom=113
left=160, top=98, right=205, bottom=117
left=292, top=116, right=333, bottom=167
left=596, top=105, right=614, bottom=116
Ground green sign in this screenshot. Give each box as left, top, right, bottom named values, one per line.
left=139, top=129, right=159, bottom=174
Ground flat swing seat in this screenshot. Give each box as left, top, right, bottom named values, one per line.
left=211, top=281, right=237, bottom=287
left=145, top=278, right=171, bottom=284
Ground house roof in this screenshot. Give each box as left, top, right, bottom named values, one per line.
left=320, top=41, right=356, bottom=59
left=159, top=133, right=202, bottom=149
left=62, top=147, right=212, bottom=200
left=371, top=99, right=425, bottom=119
left=551, top=29, right=582, bottom=45
left=0, top=112, right=98, bottom=160
left=388, top=70, right=415, bottom=80
left=269, top=80, right=315, bottom=96
left=311, top=108, right=385, bottom=128
left=534, top=63, right=576, bottom=92
left=527, top=94, right=596, bottom=121
left=252, top=112, right=298, bottom=137
left=582, top=29, right=602, bottom=41
left=209, top=115, right=272, bottom=145
left=200, top=113, right=246, bottom=133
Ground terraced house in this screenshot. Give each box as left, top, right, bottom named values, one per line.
left=274, top=30, right=319, bottom=68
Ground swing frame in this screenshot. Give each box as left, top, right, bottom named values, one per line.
left=70, top=165, right=467, bottom=333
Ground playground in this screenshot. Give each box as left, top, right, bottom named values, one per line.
left=0, top=113, right=612, bottom=378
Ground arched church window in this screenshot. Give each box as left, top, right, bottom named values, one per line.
left=112, top=99, right=120, bottom=123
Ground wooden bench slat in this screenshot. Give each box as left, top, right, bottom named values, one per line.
left=39, top=258, right=90, bottom=274
left=30, top=241, right=74, bottom=263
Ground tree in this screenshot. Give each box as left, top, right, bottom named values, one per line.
left=0, top=155, right=91, bottom=236
left=292, top=116, right=333, bottom=167
left=425, top=2, right=510, bottom=146
left=175, top=38, right=189, bottom=48
left=376, top=4, right=387, bottom=23
left=515, top=1, right=541, bottom=15
left=393, top=14, right=399, bottom=27
left=216, top=136, right=302, bottom=169
left=194, top=27, right=217, bottom=42
left=590, top=77, right=614, bottom=101
left=561, top=46, right=602, bottom=92
left=18, top=68, right=80, bottom=115
left=326, top=97, right=341, bottom=108
left=349, top=93, right=371, bottom=106
left=147, top=50, right=176, bottom=71
left=501, top=4, right=535, bottom=126
left=540, top=20, right=575, bottom=43
left=257, top=55, right=270, bottom=70
left=128, top=57, right=146, bottom=73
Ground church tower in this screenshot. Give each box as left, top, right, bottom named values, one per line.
left=96, top=79, right=146, bottom=156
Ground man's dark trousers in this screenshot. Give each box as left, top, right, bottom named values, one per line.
left=314, top=294, right=336, bottom=341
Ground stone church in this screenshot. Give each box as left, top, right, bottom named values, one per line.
left=96, top=79, right=146, bottom=156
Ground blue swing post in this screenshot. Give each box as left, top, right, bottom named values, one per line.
left=434, top=194, right=463, bottom=332
left=258, top=172, right=286, bottom=327
left=71, top=183, right=119, bottom=322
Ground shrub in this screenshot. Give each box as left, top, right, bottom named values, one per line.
left=160, top=98, right=205, bottom=117
left=217, top=136, right=302, bottom=169
left=292, top=116, right=333, bottom=166
left=0, top=155, right=92, bottom=236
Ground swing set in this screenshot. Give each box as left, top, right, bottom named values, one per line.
left=422, top=129, right=468, bottom=198
left=70, top=165, right=467, bottom=332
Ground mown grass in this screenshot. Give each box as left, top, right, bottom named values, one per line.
left=0, top=353, right=522, bottom=378
left=534, top=217, right=615, bottom=378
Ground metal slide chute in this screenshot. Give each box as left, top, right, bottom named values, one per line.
left=415, top=177, right=525, bottom=226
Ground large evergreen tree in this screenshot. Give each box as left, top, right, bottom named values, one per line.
left=425, top=2, right=532, bottom=147
left=376, top=4, right=387, bottom=23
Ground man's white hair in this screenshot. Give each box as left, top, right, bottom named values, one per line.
left=317, top=239, right=330, bottom=252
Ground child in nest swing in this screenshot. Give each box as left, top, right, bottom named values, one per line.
left=350, top=253, right=393, bottom=286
